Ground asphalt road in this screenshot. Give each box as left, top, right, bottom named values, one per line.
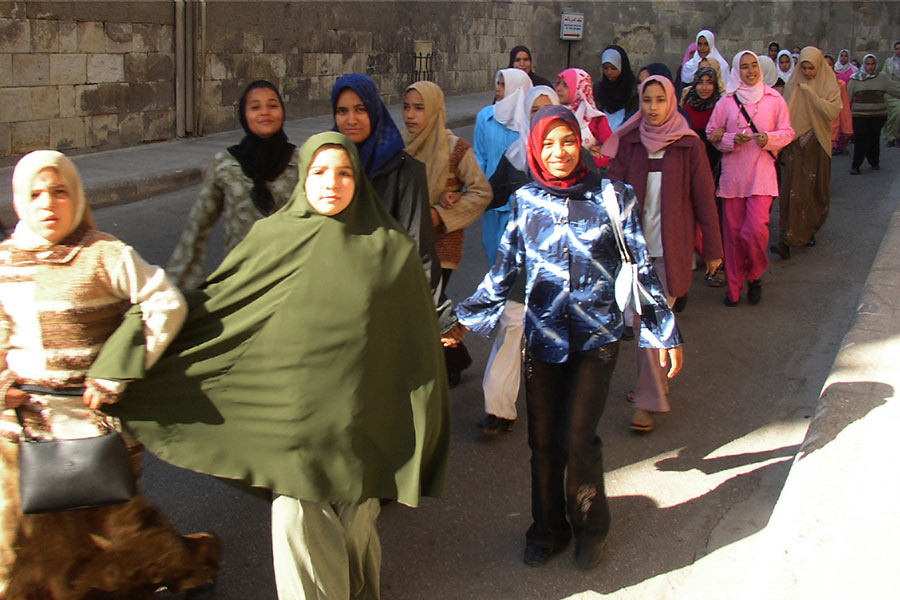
left=92, top=130, right=899, bottom=599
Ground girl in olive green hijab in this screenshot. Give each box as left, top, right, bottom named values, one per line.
left=92, top=132, right=450, bottom=598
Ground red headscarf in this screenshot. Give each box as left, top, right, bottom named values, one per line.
left=601, top=75, right=698, bottom=157
left=527, top=105, right=597, bottom=197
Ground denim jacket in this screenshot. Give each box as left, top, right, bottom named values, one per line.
left=456, top=179, right=682, bottom=363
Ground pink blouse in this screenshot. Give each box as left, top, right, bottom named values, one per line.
left=706, top=89, right=794, bottom=198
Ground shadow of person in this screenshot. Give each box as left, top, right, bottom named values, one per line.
left=654, top=443, right=801, bottom=474
left=797, top=380, right=892, bottom=459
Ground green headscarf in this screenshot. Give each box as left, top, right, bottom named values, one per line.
left=91, top=132, right=450, bottom=506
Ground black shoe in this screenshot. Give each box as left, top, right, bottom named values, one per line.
left=673, top=295, right=688, bottom=313
left=805, top=235, right=816, bottom=247
left=724, top=295, right=739, bottom=307
left=872, top=164, right=880, bottom=171
left=574, top=538, right=608, bottom=570
left=523, top=542, right=568, bottom=567
left=621, top=325, right=634, bottom=340
left=850, top=167, right=860, bottom=175
left=478, top=414, right=514, bottom=433
left=747, top=279, right=762, bottom=305
left=448, top=371, right=461, bottom=388
left=770, top=241, right=790, bottom=259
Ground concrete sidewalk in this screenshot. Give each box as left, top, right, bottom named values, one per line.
left=0, top=90, right=492, bottom=226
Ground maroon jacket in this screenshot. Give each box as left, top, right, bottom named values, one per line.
left=608, top=128, right=722, bottom=298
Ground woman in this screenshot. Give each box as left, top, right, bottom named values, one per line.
left=707, top=51, right=793, bottom=305
left=771, top=47, right=842, bottom=258
left=556, top=68, right=612, bottom=168
left=331, top=74, right=461, bottom=378
left=682, top=30, right=731, bottom=87
left=168, top=80, right=298, bottom=289
left=776, top=49, right=795, bottom=92
left=833, top=49, right=859, bottom=84
left=824, top=54, right=855, bottom=155
left=604, top=76, right=721, bottom=432
left=476, top=85, right=560, bottom=434
left=402, top=81, right=492, bottom=389
left=509, top=45, right=553, bottom=88
left=452, top=105, right=682, bottom=569
left=0, top=151, right=220, bottom=598
left=91, top=133, right=451, bottom=599
left=848, top=54, right=900, bottom=173
left=882, top=41, right=900, bottom=147
left=593, top=44, right=638, bottom=130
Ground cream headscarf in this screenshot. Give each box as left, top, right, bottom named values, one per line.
left=784, top=46, right=842, bottom=156
left=682, top=30, right=731, bottom=86
left=11, top=150, right=94, bottom=250
left=402, top=81, right=450, bottom=206
left=493, top=68, right=533, bottom=132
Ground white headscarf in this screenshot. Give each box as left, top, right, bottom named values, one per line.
left=505, top=85, right=560, bottom=172
left=834, top=49, right=858, bottom=74
left=601, top=48, right=622, bottom=71
left=726, top=50, right=765, bottom=105
left=682, top=30, right=731, bottom=86
left=758, top=55, right=778, bottom=87
left=851, top=54, right=879, bottom=81
left=776, top=49, right=794, bottom=82
left=493, top=68, right=533, bottom=133
left=11, top=150, right=89, bottom=251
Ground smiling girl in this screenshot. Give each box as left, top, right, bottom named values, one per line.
left=453, top=105, right=682, bottom=570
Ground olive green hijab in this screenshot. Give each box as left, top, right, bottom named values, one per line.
left=92, top=132, right=450, bottom=506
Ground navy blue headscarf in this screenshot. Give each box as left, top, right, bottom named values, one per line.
left=331, top=74, right=405, bottom=179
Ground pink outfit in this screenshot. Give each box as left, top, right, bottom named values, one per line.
left=706, top=88, right=794, bottom=198
left=707, top=89, right=793, bottom=301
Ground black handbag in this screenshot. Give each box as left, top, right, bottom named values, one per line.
left=16, top=391, right=136, bottom=514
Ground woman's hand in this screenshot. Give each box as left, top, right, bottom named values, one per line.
left=658, top=346, right=684, bottom=379
left=439, top=191, right=461, bottom=210
left=441, top=323, right=467, bottom=347
left=4, top=387, right=29, bottom=409
left=708, top=127, right=725, bottom=143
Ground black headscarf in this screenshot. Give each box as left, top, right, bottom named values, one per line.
left=227, top=80, right=296, bottom=216
left=594, top=45, right=637, bottom=113
left=684, top=66, right=721, bottom=111
left=508, top=45, right=552, bottom=88
left=641, top=62, right=674, bottom=81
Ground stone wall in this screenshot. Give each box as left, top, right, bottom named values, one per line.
left=3, top=0, right=899, bottom=160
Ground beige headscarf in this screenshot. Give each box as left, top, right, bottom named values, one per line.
left=402, top=81, right=450, bottom=206
left=11, top=150, right=95, bottom=250
left=783, top=46, right=842, bottom=155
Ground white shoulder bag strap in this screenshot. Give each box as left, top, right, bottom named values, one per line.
left=600, top=182, right=655, bottom=315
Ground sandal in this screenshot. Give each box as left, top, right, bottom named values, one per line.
left=630, top=409, right=654, bottom=433
left=705, top=269, right=726, bottom=288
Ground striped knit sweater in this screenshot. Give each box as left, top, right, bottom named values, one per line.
left=0, top=225, right=186, bottom=401
left=847, top=73, right=900, bottom=117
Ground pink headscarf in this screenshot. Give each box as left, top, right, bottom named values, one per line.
left=601, top=75, right=698, bottom=157
left=683, top=42, right=698, bottom=66
left=726, top=50, right=765, bottom=105
left=557, top=68, right=605, bottom=144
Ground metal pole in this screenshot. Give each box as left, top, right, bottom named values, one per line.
left=175, top=0, right=185, bottom=137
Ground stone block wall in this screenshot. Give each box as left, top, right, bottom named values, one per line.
left=0, top=1, right=174, bottom=159
left=2, top=0, right=899, bottom=159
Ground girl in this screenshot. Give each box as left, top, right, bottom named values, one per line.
left=402, top=81, right=492, bottom=387
left=833, top=49, right=859, bottom=84
left=453, top=105, right=682, bottom=569
left=91, top=133, right=451, bottom=600
left=604, top=76, right=722, bottom=432
left=682, top=30, right=731, bottom=87
left=168, top=80, right=298, bottom=289
left=556, top=68, right=612, bottom=168
left=508, top=45, right=553, bottom=88
left=772, top=47, right=842, bottom=257
left=0, top=151, right=219, bottom=598
left=848, top=54, right=900, bottom=173
left=706, top=51, right=793, bottom=305
left=593, top=45, right=638, bottom=130
left=776, top=49, right=794, bottom=92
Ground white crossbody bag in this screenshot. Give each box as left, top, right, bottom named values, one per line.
left=599, top=182, right=657, bottom=316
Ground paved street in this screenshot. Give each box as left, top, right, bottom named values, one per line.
left=91, top=133, right=899, bottom=599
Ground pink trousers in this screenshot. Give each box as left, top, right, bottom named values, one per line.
left=722, top=195, right=772, bottom=302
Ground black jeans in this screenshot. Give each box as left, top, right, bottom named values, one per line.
left=852, top=115, right=887, bottom=169
left=524, top=342, right=619, bottom=550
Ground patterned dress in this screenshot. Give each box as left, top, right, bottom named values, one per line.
left=0, top=225, right=219, bottom=599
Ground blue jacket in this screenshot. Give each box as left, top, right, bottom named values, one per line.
left=456, top=180, right=682, bottom=363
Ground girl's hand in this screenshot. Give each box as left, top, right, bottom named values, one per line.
left=708, top=127, right=725, bottom=143
left=4, top=387, right=28, bottom=409
left=734, top=133, right=752, bottom=145
left=439, top=191, right=461, bottom=209
left=441, top=323, right=467, bottom=347
left=755, top=132, right=768, bottom=147
left=658, top=346, right=684, bottom=379
left=83, top=380, right=120, bottom=410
